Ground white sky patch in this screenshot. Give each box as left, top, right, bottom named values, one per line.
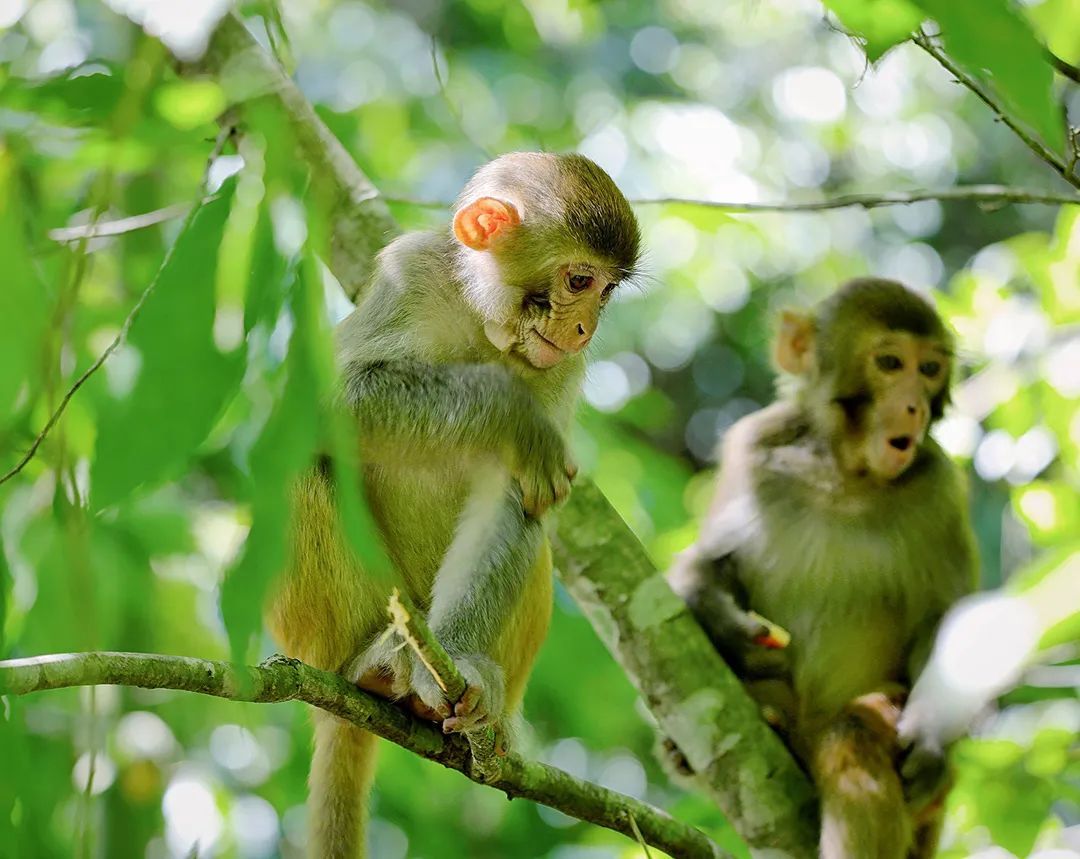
left=163, top=773, right=225, bottom=857
left=974, top=429, right=1016, bottom=482
left=772, top=66, right=846, bottom=123
left=932, top=414, right=982, bottom=459
left=104, top=0, right=232, bottom=61
left=584, top=360, right=632, bottom=413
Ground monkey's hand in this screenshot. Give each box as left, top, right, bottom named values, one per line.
left=898, top=730, right=950, bottom=821
left=410, top=652, right=506, bottom=734
left=509, top=413, right=577, bottom=518
left=697, top=596, right=790, bottom=681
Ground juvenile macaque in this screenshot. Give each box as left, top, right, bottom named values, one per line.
left=667, top=279, right=976, bottom=859
left=268, top=152, right=640, bottom=858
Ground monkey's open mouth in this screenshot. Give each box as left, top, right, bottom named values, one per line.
left=888, top=436, right=912, bottom=452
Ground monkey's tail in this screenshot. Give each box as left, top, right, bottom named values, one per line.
left=309, top=710, right=380, bottom=859
left=812, top=701, right=911, bottom=859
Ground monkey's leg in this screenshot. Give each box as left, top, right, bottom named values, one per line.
left=309, top=711, right=379, bottom=859
left=809, top=700, right=912, bottom=859
left=492, top=537, right=554, bottom=714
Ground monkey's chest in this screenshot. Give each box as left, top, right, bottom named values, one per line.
left=740, top=512, right=921, bottom=715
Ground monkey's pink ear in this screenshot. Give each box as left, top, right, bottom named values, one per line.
left=774, top=310, right=815, bottom=374
left=453, top=197, right=521, bottom=250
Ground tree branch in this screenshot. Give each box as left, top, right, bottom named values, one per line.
left=189, top=14, right=399, bottom=302
left=912, top=30, right=1079, bottom=191
left=0, top=651, right=728, bottom=859
left=553, top=482, right=818, bottom=858
left=387, top=589, right=501, bottom=781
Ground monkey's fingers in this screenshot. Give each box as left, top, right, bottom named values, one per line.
left=565, top=460, right=579, bottom=481
left=443, top=684, right=491, bottom=733
left=403, top=693, right=448, bottom=722
left=747, top=611, right=791, bottom=649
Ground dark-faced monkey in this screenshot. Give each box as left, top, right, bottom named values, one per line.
left=268, top=152, right=640, bottom=858
left=667, top=278, right=977, bottom=859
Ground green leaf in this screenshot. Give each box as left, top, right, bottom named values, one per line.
left=0, top=531, right=9, bottom=656
left=820, top=0, right=925, bottom=61
left=91, top=183, right=244, bottom=508
left=916, top=0, right=1064, bottom=151
left=220, top=259, right=325, bottom=663
left=1025, top=0, right=1080, bottom=66
left=243, top=205, right=289, bottom=334
left=154, top=80, right=227, bottom=131
left=0, top=147, right=48, bottom=423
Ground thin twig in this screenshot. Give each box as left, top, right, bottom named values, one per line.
left=0, top=651, right=728, bottom=859
left=913, top=30, right=1078, bottom=191
left=387, top=589, right=502, bottom=782
left=48, top=185, right=1080, bottom=245
left=386, top=185, right=1080, bottom=211
left=628, top=812, right=654, bottom=859
left=48, top=202, right=197, bottom=242
left=1047, top=49, right=1080, bottom=85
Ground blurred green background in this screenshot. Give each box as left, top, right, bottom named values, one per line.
left=0, top=0, right=1078, bottom=857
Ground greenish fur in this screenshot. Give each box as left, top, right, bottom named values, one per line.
left=268, top=152, right=639, bottom=858
left=668, top=279, right=977, bottom=859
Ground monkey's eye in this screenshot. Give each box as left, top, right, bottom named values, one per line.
left=601, top=282, right=617, bottom=300
left=919, top=360, right=942, bottom=377
left=567, top=273, right=594, bottom=292
left=526, top=293, right=551, bottom=310
left=875, top=354, right=903, bottom=372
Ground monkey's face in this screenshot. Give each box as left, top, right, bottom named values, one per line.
left=517, top=262, right=619, bottom=369
left=834, top=330, right=950, bottom=481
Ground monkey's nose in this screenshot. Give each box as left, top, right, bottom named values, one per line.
left=577, top=322, right=587, bottom=336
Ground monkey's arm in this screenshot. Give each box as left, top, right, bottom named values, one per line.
left=666, top=549, right=788, bottom=680
left=407, top=470, right=544, bottom=731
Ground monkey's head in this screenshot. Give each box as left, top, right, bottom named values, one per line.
left=775, top=278, right=954, bottom=482
left=452, top=152, right=641, bottom=370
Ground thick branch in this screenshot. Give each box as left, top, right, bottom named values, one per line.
left=0, top=651, right=727, bottom=859
left=553, top=481, right=819, bottom=859
left=191, top=15, right=399, bottom=301
left=913, top=31, right=1079, bottom=191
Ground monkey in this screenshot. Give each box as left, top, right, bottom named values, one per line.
left=666, top=278, right=977, bottom=859
left=266, top=152, right=640, bottom=859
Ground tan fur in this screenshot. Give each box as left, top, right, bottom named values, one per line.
left=267, top=153, right=639, bottom=858
left=670, top=280, right=976, bottom=859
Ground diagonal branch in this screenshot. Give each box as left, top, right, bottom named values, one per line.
left=0, top=651, right=728, bottom=859
left=912, top=30, right=1079, bottom=191
left=553, top=482, right=818, bottom=858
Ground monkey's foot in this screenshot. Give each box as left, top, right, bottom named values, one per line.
left=411, top=652, right=506, bottom=733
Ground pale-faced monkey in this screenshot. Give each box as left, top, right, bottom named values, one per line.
left=667, top=278, right=977, bottom=859
left=268, top=152, right=640, bottom=858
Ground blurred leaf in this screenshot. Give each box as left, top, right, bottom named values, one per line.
left=916, top=0, right=1064, bottom=152
left=154, top=80, right=226, bottom=131
left=91, top=183, right=244, bottom=508
left=820, top=0, right=925, bottom=61
left=0, top=147, right=48, bottom=423
left=243, top=205, right=289, bottom=334
left=0, top=531, right=9, bottom=656
left=220, top=258, right=324, bottom=663
left=1025, top=0, right=1080, bottom=65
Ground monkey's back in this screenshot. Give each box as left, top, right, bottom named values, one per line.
left=711, top=404, right=975, bottom=721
